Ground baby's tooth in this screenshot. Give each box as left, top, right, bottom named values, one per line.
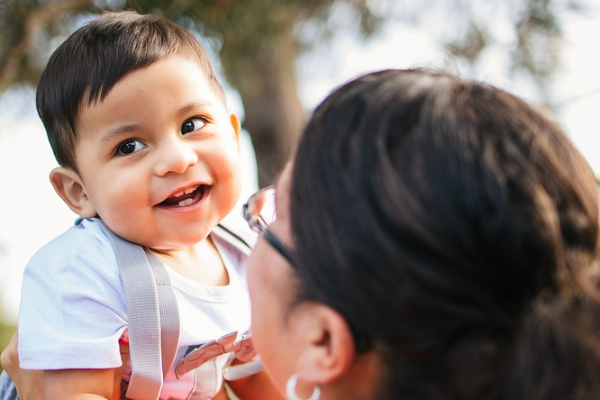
left=178, top=198, right=194, bottom=207
left=184, top=187, right=196, bottom=195
left=173, top=191, right=184, bottom=197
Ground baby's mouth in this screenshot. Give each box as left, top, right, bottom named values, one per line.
left=159, top=185, right=208, bottom=207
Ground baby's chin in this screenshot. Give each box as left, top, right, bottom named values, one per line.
left=143, top=234, right=213, bottom=253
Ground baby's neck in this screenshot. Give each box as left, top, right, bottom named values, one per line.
left=149, top=237, right=229, bottom=286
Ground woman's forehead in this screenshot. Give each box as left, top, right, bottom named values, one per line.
left=274, top=163, right=293, bottom=214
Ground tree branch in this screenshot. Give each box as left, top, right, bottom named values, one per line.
left=0, top=0, right=94, bottom=93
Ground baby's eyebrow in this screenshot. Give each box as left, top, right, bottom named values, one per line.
left=100, top=124, right=140, bottom=145
left=174, top=101, right=214, bottom=117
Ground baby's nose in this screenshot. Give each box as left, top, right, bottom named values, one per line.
left=154, top=139, right=198, bottom=176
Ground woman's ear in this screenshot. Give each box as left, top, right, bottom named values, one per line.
left=50, top=167, right=96, bottom=217
left=292, top=304, right=381, bottom=399
left=294, top=304, right=356, bottom=385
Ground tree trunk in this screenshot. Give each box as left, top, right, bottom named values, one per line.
left=226, top=31, right=306, bottom=187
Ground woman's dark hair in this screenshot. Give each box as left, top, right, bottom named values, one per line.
left=290, top=69, right=600, bottom=400
left=36, top=11, right=225, bottom=172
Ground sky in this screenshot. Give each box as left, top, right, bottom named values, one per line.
left=1, top=6, right=599, bottom=321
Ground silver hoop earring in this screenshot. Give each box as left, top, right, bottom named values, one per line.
left=286, top=373, right=321, bottom=400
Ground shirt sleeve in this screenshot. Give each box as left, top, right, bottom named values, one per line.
left=17, top=220, right=128, bottom=370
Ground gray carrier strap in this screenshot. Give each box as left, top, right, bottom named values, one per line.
left=98, top=220, right=180, bottom=400
left=97, top=219, right=254, bottom=400
left=212, top=222, right=255, bottom=256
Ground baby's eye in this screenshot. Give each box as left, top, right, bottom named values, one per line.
left=181, top=117, right=207, bottom=135
left=117, top=139, right=146, bottom=155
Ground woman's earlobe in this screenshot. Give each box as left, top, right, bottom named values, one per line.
left=50, top=167, right=96, bottom=217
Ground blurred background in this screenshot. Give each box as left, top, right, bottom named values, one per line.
left=1, top=0, right=599, bottom=368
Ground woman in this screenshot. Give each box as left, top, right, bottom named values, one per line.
left=243, top=69, right=600, bottom=400
left=4, top=69, right=600, bottom=400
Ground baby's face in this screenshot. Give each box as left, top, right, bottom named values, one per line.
left=72, top=55, right=242, bottom=250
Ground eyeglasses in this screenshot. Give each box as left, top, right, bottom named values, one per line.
left=242, top=186, right=373, bottom=353
left=242, top=186, right=297, bottom=265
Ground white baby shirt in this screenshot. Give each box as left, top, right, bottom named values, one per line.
left=18, top=217, right=251, bottom=399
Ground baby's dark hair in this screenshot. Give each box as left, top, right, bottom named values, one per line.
left=36, top=11, right=225, bottom=172
left=291, top=69, right=600, bottom=400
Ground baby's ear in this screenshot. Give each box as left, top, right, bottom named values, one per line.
left=229, top=112, right=241, bottom=152
left=50, top=167, right=96, bottom=217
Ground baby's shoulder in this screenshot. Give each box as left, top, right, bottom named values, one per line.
left=29, top=217, right=117, bottom=272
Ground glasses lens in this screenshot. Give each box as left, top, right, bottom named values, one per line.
left=245, top=187, right=277, bottom=233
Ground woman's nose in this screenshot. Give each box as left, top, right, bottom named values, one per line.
left=154, top=137, right=198, bottom=176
